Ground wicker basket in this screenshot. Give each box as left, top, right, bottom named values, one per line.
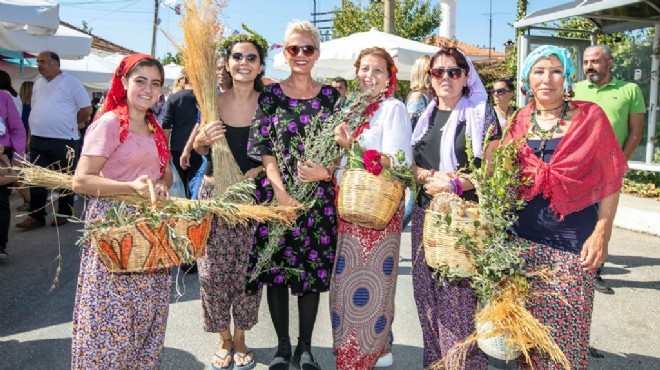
left=91, top=213, right=212, bottom=273
left=338, top=168, right=404, bottom=230
left=422, top=194, right=483, bottom=274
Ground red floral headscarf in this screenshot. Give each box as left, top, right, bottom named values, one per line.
left=351, top=47, right=399, bottom=138
left=96, top=53, right=170, bottom=178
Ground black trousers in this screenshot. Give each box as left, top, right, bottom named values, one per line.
left=170, top=150, right=203, bottom=199
left=0, top=183, right=10, bottom=249
left=28, top=136, right=79, bottom=223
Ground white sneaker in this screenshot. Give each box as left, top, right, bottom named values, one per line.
left=374, top=352, right=393, bottom=367
left=47, top=191, right=60, bottom=202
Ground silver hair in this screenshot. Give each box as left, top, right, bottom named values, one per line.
left=284, top=20, right=321, bottom=49
left=585, top=45, right=613, bottom=61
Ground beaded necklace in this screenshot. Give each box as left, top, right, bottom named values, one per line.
left=530, top=102, right=569, bottom=156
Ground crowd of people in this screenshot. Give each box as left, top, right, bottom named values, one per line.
left=0, top=18, right=647, bottom=370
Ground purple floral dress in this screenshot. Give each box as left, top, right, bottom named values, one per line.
left=247, top=83, right=339, bottom=296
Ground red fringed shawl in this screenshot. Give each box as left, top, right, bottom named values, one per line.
left=506, top=101, right=628, bottom=219
left=96, top=53, right=170, bottom=178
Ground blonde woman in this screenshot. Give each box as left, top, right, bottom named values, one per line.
left=248, top=20, right=339, bottom=370
left=406, top=55, right=432, bottom=129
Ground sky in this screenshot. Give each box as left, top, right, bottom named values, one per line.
left=58, top=0, right=570, bottom=78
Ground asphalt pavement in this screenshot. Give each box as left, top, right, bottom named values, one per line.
left=0, top=192, right=659, bottom=369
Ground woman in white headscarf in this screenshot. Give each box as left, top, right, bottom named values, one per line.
left=409, top=47, right=501, bottom=369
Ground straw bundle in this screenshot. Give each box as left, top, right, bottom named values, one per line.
left=176, top=0, right=243, bottom=194
left=16, top=162, right=299, bottom=226
left=432, top=277, right=570, bottom=370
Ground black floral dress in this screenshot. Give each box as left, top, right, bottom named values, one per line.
left=247, top=83, right=339, bottom=295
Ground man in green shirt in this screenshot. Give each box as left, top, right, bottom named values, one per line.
left=574, top=45, right=646, bottom=295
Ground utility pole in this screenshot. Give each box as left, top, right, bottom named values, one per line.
left=151, top=0, right=159, bottom=57
left=482, top=0, right=508, bottom=59
left=384, top=0, right=394, bottom=34
left=311, top=0, right=335, bottom=41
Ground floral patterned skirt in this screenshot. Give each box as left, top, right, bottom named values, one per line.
left=516, top=238, right=595, bottom=370
left=330, top=205, right=403, bottom=370
left=410, top=205, right=487, bottom=370
left=71, top=198, right=171, bottom=370
left=196, top=181, right=261, bottom=332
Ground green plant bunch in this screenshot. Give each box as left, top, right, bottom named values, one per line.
left=430, top=128, right=531, bottom=302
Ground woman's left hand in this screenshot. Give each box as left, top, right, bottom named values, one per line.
left=298, top=160, right=329, bottom=183
left=580, top=227, right=609, bottom=272
left=153, top=181, right=169, bottom=201
left=244, top=166, right=263, bottom=180
left=334, top=123, right=354, bottom=151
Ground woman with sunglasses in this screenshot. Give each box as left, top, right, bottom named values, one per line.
left=409, top=47, right=501, bottom=369
left=491, top=77, right=516, bottom=128
left=248, top=20, right=339, bottom=370
left=332, top=47, right=412, bottom=370
left=507, top=45, right=625, bottom=369
left=192, top=33, right=268, bottom=370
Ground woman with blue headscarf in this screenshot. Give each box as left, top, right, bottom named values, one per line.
left=409, top=47, right=501, bottom=369
left=506, top=45, right=627, bottom=369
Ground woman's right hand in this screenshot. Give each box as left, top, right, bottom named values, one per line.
left=274, top=189, right=301, bottom=207
left=197, top=121, right=227, bottom=147
left=334, top=123, right=354, bottom=151
left=130, top=175, right=154, bottom=198
left=424, top=176, right=451, bottom=195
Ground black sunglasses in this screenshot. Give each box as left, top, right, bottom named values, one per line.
left=489, top=88, right=512, bottom=96
left=285, top=45, right=316, bottom=57
left=428, top=67, right=464, bottom=80
left=231, top=52, right=258, bottom=63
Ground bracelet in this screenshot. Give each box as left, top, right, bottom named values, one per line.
left=452, top=178, right=463, bottom=197
left=429, top=169, right=436, bottom=177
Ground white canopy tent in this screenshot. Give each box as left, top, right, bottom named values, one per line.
left=0, top=0, right=91, bottom=60
left=514, top=0, right=660, bottom=171
left=0, top=0, right=60, bottom=35
left=273, top=28, right=439, bottom=81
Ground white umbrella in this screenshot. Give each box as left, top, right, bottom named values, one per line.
left=273, top=28, right=439, bottom=81
left=0, top=0, right=60, bottom=35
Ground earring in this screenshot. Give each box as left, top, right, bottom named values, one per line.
left=527, top=90, right=534, bottom=98
left=563, top=88, right=572, bottom=102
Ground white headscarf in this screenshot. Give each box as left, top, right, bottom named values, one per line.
left=410, top=49, right=488, bottom=172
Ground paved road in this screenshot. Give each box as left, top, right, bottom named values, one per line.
left=1, top=194, right=659, bottom=369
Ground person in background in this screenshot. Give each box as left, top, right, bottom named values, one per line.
left=0, top=70, right=22, bottom=114
left=217, top=56, right=231, bottom=95
left=410, top=47, right=501, bottom=369
left=508, top=45, right=626, bottom=369
left=19, top=81, right=33, bottom=133
left=5, top=77, right=31, bottom=212
left=402, top=55, right=432, bottom=230
left=162, top=70, right=203, bottom=199
left=15, top=51, right=92, bottom=230
left=490, top=77, right=516, bottom=129
left=331, top=76, right=349, bottom=107
left=331, top=47, right=412, bottom=370
left=248, top=20, right=339, bottom=370
left=151, top=94, right=167, bottom=126
left=573, top=44, right=646, bottom=295
left=0, top=89, right=27, bottom=260
left=171, top=73, right=187, bottom=95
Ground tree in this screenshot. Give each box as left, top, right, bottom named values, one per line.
left=332, top=0, right=441, bottom=41
left=81, top=20, right=93, bottom=34
left=159, top=52, right=181, bottom=65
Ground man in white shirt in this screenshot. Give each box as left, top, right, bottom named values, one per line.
left=16, top=51, right=92, bottom=230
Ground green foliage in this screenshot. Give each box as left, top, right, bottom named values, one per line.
left=332, top=0, right=441, bottom=41
left=81, top=20, right=93, bottom=34
left=623, top=148, right=660, bottom=199
left=159, top=51, right=182, bottom=65
left=505, top=0, right=528, bottom=77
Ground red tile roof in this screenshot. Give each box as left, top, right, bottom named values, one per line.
left=425, top=35, right=505, bottom=59
left=60, top=21, right=136, bottom=55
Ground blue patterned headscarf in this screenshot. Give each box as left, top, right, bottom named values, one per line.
left=521, top=45, right=576, bottom=97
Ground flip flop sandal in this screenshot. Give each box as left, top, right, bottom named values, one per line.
left=211, top=349, right=234, bottom=370
left=234, top=350, right=256, bottom=370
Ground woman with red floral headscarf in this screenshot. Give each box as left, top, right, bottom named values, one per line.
left=70, top=54, right=172, bottom=369
left=331, top=47, right=413, bottom=370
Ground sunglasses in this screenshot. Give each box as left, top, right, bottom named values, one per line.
left=285, top=45, right=316, bottom=57
left=489, top=88, right=512, bottom=96
left=428, top=67, right=464, bottom=80
left=231, top=52, right=259, bottom=63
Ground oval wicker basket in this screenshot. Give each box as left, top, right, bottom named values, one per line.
left=422, top=194, right=483, bottom=275
left=338, top=168, right=404, bottom=230
left=90, top=213, right=212, bottom=273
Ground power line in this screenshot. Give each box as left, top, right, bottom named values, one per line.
left=59, top=0, right=136, bottom=4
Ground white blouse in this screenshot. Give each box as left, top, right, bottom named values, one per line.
left=336, top=97, right=413, bottom=181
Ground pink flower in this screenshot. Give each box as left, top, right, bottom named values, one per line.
left=363, top=149, right=383, bottom=176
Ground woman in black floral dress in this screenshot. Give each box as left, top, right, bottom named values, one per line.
left=248, top=20, right=338, bottom=370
